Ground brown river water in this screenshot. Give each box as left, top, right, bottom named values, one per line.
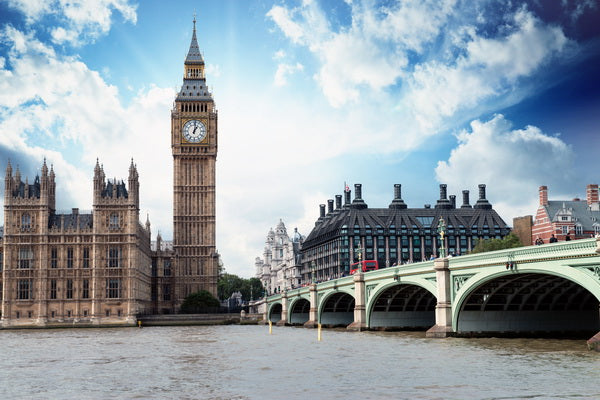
left=0, top=325, right=598, bottom=399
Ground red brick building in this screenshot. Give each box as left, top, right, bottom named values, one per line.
left=531, top=184, right=600, bottom=243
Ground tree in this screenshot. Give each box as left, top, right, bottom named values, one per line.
left=217, top=273, right=265, bottom=301
left=247, top=278, right=264, bottom=301
left=180, top=290, right=220, bottom=313
left=470, top=233, right=522, bottom=254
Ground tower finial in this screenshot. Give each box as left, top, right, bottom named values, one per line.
left=193, top=12, right=196, bottom=31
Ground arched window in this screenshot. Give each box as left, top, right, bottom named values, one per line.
left=109, top=213, right=119, bottom=230
left=21, top=213, right=31, bottom=230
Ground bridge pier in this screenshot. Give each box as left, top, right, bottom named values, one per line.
left=426, top=257, right=455, bottom=338
left=587, top=330, right=600, bottom=351
left=276, top=291, right=288, bottom=326
left=347, top=272, right=367, bottom=331
left=590, top=239, right=600, bottom=350
left=304, top=284, right=319, bottom=328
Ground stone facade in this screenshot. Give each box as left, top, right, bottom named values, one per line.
left=255, top=220, right=304, bottom=295
left=150, top=234, right=175, bottom=314
left=512, top=215, right=533, bottom=246
left=0, top=160, right=152, bottom=327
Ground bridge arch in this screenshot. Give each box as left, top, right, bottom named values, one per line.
left=367, top=279, right=437, bottom=330
left=267, top=302, right=282, bottom=323
left=318, top=289, right=355, bottom=327
left=288, top=296, right=311, bottom=325
left=453, top=266, right=600, bottom=336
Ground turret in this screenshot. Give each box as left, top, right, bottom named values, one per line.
left=48, top=164, right=56, bottom=211
left=128, top=158, right=139, bottom=208
left=5, top=160, right=13, bottom=202
left=93, top=158, right=104, bottom=201
left=14, top=165, right=21, bottom=190
left=40, top=158, right=48, bottom=201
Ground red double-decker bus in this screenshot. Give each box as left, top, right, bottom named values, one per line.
left=349, top=260, right=379, bottom=275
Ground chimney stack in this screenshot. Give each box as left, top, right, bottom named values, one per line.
left=354, top=183, right=362, bottom=200
left=435, top=184, right=452, bottom=209
left=440, top=184, right=447, bottom=200
left=335, top=195, right=342, bottom=210
left=327, top=199, right=334, bottom=214
left=539, top=185, right=548, bottom=206
left=474, top=184, right=491, bottom=209
left=344, top=188, right=351, bottom=208
left=389, top=183, right=407, bottom=209
left=449, top=195, right=456, bottom=209
left=319, top=204, right=325, bottom=218
left=461, top=190, right=471, bottom=208
left=587, top=184, right=599, bottom=211
left=351, top=183, right=368, bottom=209
left=586, top=184, right=598, bottom=205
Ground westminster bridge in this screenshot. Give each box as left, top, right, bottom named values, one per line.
left=264, top=238, right=600, bottom=347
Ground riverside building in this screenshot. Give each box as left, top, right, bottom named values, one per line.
left=255, top=220, right=304, bottom=295
left=530, top=184, right=600, bottom=243
left=1, top=160, right=152, bottom=327
left=0, top=17, right=220, bottom=325
left=300, top=183, right=510, bottom=283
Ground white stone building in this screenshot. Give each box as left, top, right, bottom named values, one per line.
left=255, top=220, right=303, bottom=295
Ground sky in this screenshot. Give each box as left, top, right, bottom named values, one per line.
left=0, top=0, right=599, bottom=278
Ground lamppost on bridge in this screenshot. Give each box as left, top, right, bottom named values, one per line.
left=437, top=217, right=447, bottom=258
left=355, top=245, right=363, bottom=264
left=311, top=261, right=316, bottom=284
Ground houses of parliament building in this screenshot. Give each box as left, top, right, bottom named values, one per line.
left=0, top=19, right=218, bottom=327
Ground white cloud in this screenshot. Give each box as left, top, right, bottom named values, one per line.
left=273, top=49, right=286, bottom=60
left=5, top=0, right=137, bottom=45
left=435, top=114, right=575, bottom=222
left=5, top=0, right=51, bottom=22
left=204, top=63, right=221, bottom=78
left=266, top=5, right=310, bottom=45
left=268, top=1, right=572, bottom=138
left=274, top=62, right=303, bottom=86
left=400, top=6, right=570, bottom=136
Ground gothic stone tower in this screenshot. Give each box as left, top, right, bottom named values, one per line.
left=171, top=18, right=218, bottom=301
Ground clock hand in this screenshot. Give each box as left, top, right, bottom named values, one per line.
left=193, top=126, right=197, bottom=134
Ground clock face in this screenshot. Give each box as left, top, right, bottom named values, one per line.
left=182, top=120, right=207, bottom=143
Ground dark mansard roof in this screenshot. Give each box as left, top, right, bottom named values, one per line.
left=303, top=184, right=509, bottom=248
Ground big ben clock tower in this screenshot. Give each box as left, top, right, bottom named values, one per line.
left=172, top=17, right=218, bottom=301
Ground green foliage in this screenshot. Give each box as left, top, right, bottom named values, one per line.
left=218, top=273, right=264, bottom=301
left=180, top=290, right=220, bottom=313
left=470, top=233, right=522, bottom=254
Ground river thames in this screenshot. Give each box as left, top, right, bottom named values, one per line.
left=1, top=325, right=598, bottom=399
